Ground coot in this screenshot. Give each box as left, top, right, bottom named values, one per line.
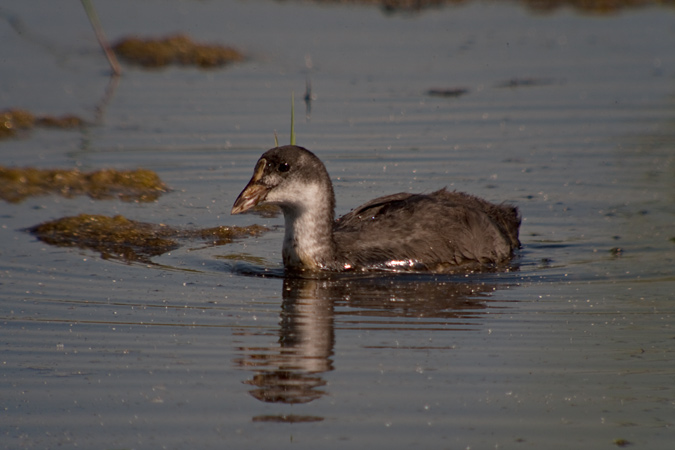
left=232, top=145, right=520, bottom=272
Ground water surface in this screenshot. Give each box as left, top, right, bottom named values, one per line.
left=1, top=1, right=674, bottom=448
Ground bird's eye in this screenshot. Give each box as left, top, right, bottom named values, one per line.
left=277, top=162, right=290, bottom=173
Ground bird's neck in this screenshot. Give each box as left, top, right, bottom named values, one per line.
left=280, top=183, right=337, bottom=271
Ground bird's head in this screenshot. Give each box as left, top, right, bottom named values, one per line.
left=231, top=145, right=334, bottom=215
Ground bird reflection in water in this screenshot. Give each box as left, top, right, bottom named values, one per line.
left=241, top=278, right=334, bottom=406
left=234, top=273, right=514, bottom=422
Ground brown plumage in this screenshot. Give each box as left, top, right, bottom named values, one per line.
left=232, top=145, right=520, bottom=273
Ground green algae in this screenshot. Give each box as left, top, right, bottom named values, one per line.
left=113, top=34, right=244, bottom=69
left=0, top=166, right=168, bottom=203
left=28, top=214, right=269, bottom=264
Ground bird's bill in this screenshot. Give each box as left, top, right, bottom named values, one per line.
left=231, top=182, right=269, bottom=214
left=231, top=158, right=268, bottom=214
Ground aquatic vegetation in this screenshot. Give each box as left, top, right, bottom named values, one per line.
left=113, top=34, right=244, bottom=69
left=0, top=109, right=34, bottom=138
left=36, top=115, right=86, bottom=128
left=0, top=109, right=86, bottom=139
left=29, top=214, right=179, bottom=263
left=28, top=214, right=268, bottom=264
left=196, top=224, right=269, bottom=246
left=0, top=166, right=168, bottom=203
left=613, top=438, right=632, bottom=447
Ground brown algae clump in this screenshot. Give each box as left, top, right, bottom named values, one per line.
left=28, top=215, right=269, bottom=263
left=85, top=168, right=168, bottom=202
left=36, top=115, right=86, bottom=128
left=0, top=109, right=35, bottom=138
left=29, top=214, right=179, bottom=263
left=0, top=167, right=168, bottom=203
left=113, top=34, right=244, bottom=68
left=0, top=109, right=86, bottom=139
left=197, top=224, right=269, bottom=246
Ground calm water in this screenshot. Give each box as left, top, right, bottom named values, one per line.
left=1, top=1, right=674, bottom=448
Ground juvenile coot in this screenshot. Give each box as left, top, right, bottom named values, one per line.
left=232, top=145, right=520, bottom=272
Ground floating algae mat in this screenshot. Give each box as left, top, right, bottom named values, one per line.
left=29, top=214, right=179, bottom=263
left=113, top=34, right=244, bottom=68
left=28, top=214, right=268, bottom=263
left=0, top=109, right=86, bottom=139
left=0, top=166, right=168, bottom=203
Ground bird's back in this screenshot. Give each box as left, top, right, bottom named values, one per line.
left=333, top=188, right=520, bottom=271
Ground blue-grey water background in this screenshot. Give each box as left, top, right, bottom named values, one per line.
left=1, top=1, right=674, bottom=448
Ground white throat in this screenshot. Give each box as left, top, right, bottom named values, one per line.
left=267, top=182, right=334, bottom=270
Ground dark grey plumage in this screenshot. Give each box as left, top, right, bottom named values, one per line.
left=232, top=145, right=520, bottom=273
